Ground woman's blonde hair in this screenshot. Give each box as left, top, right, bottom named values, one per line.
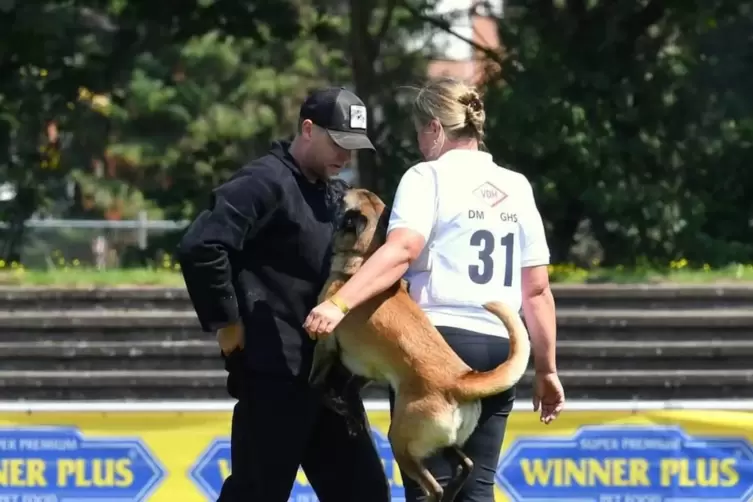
left=411, top=77, right=486, bottom=142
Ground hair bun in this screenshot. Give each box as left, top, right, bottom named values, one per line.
left=411, top=77, right=486, bottom=142
left=458, top=89, right=485, bottom=139
left=459, top=91, right=483, bottom=112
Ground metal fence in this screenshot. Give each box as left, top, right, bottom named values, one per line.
left=0, top=213, right=189, bottom=268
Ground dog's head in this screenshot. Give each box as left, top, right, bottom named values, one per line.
left=331, top=188, right=390, bottom=274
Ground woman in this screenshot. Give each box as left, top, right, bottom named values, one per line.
left=303, top=77, right=564, bottom=502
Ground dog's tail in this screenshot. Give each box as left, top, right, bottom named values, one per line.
left=451, top=301, right=531, bottom=402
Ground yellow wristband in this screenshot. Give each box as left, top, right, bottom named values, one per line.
left=329, top=296, right=350, bottom=315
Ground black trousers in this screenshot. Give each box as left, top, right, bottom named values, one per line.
left=218, top=352, right=390, bottom=502
left=389, top=326, right=515, bottom=502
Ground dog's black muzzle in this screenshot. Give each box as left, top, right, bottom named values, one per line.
left=334, top=202, right=367, bottom=236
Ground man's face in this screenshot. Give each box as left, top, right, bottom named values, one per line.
left=301, top=120, right=353, bottom=180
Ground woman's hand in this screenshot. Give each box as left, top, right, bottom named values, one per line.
left=533, top=371, right=565, bottom=424
left=303, top=301, right=346, bottom=340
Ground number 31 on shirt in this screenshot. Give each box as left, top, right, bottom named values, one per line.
left=468, top=230, right=515, bottom=287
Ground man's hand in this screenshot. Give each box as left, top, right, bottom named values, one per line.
left=216, top=322, right=245, bottom=355
left=303, top=301, right=346, bottom=340
left=533, top=371, right=565, bottom=424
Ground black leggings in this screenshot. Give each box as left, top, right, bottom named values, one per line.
left=388, top=326, right=515, bottom=502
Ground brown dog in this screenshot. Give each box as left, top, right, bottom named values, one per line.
left=309, top=188, right=531, bottom=502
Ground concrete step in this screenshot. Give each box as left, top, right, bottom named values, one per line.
left=0, top=340, right=225, bottom=370
left=554, top=339, right=753, bottom=357
left=2, top=284, right=753, bottom=311
left=538, top=339, right=753, bottom=370
left=0, top=287, right=191, bottom=311
left=1, top=385, right=747, bottom=401
left=0, top=369, right=752, bottom=401
left=0, top=310, right=201, bottom=342
left=1, top=340, right=751, bottom=371
left=552, top=284, right=753, bottom=310
left=554, top=309, right=753, bottom=341
left=1, top=309, right=753, bottom=342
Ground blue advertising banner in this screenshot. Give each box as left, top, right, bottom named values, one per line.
left=5, top=406, right=753, bottom=501
left=496, top=424, right=753, bottom=502
left=0, top=426, right=166, bottom=502
left=188, top=426, right=404, bottom=502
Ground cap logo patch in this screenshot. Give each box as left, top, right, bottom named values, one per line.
left=349, top=105, right=367, bottom=129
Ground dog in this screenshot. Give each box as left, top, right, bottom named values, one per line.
left=309, top=188, right=531, bottom=502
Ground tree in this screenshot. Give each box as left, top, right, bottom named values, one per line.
left=0, top=1, right=120, bottom=260
left=479, top=0, right=753, bottom=266
left=343, top=0, right=436, bottom=198
left=0, top=0, right=317, bottom=260
left=102, top=11, right=349, bottom=219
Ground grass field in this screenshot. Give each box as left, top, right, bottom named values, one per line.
left=2, top=260, right=753, bottom=286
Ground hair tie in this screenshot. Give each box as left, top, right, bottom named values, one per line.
left=459, top=92, right=482, bottom=113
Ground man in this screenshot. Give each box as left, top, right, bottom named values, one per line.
left=177, top=87, right=390, bottom=502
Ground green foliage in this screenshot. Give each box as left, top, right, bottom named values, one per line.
left=0, top=0, right=331, bottom=259
left=0, top=1, right=122, bottom=259
left=105, top=9, right=351, bottom=219
left=339, top=0, right=432, bottom=197
left=3, top=0, right=752, bottom=270
left=482, top=0, right=753, bottom=266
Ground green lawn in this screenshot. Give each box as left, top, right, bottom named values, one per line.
left=2, top=261, right=753, bottom=286
left=0, top=267, right=184, bottom=287
left=547, top=262, right=753, bottom=284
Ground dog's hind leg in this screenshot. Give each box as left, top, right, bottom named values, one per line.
left=440, top=446, right=474, bottom=502
left=308, top=335, right=338, bottom=390
left=392, top=448, right=443, bottom=502
left=310, top=336, right=370, bottom=436
left=309, top=337, right=349, bottom=417
left=390, top=395, right=448, bottom=501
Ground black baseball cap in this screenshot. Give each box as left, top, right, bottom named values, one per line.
left=299, top=87, right=375, bottom=151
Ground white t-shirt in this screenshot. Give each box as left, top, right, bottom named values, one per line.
left=387, top=149, right=550, bottom=337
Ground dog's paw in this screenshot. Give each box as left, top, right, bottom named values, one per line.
left=320, top=391, right=351, bottom=416
left=345, top=417, right=365, bottom=437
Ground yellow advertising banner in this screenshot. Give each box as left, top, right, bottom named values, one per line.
left=2, top=407, right=753, bottom=501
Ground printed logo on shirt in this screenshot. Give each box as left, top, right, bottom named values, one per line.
left=472, top=181, right=507, bottom=208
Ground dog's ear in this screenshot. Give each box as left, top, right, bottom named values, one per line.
left=374, top=205, right=391, bottom=242
left=355, top=214, right=368, bottom=237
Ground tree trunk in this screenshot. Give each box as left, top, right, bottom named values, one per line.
left=349, top=0, right=379, bottom=192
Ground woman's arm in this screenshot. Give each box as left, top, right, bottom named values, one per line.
left=331, top=228, right=425, bottom=311
left=517, top=175, right=564, bottom=422
left=332, top=164, right=436, bottom=310
left=521, top=265, right=557, bottom=373
left=303, top=164, right=436, bottom=339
